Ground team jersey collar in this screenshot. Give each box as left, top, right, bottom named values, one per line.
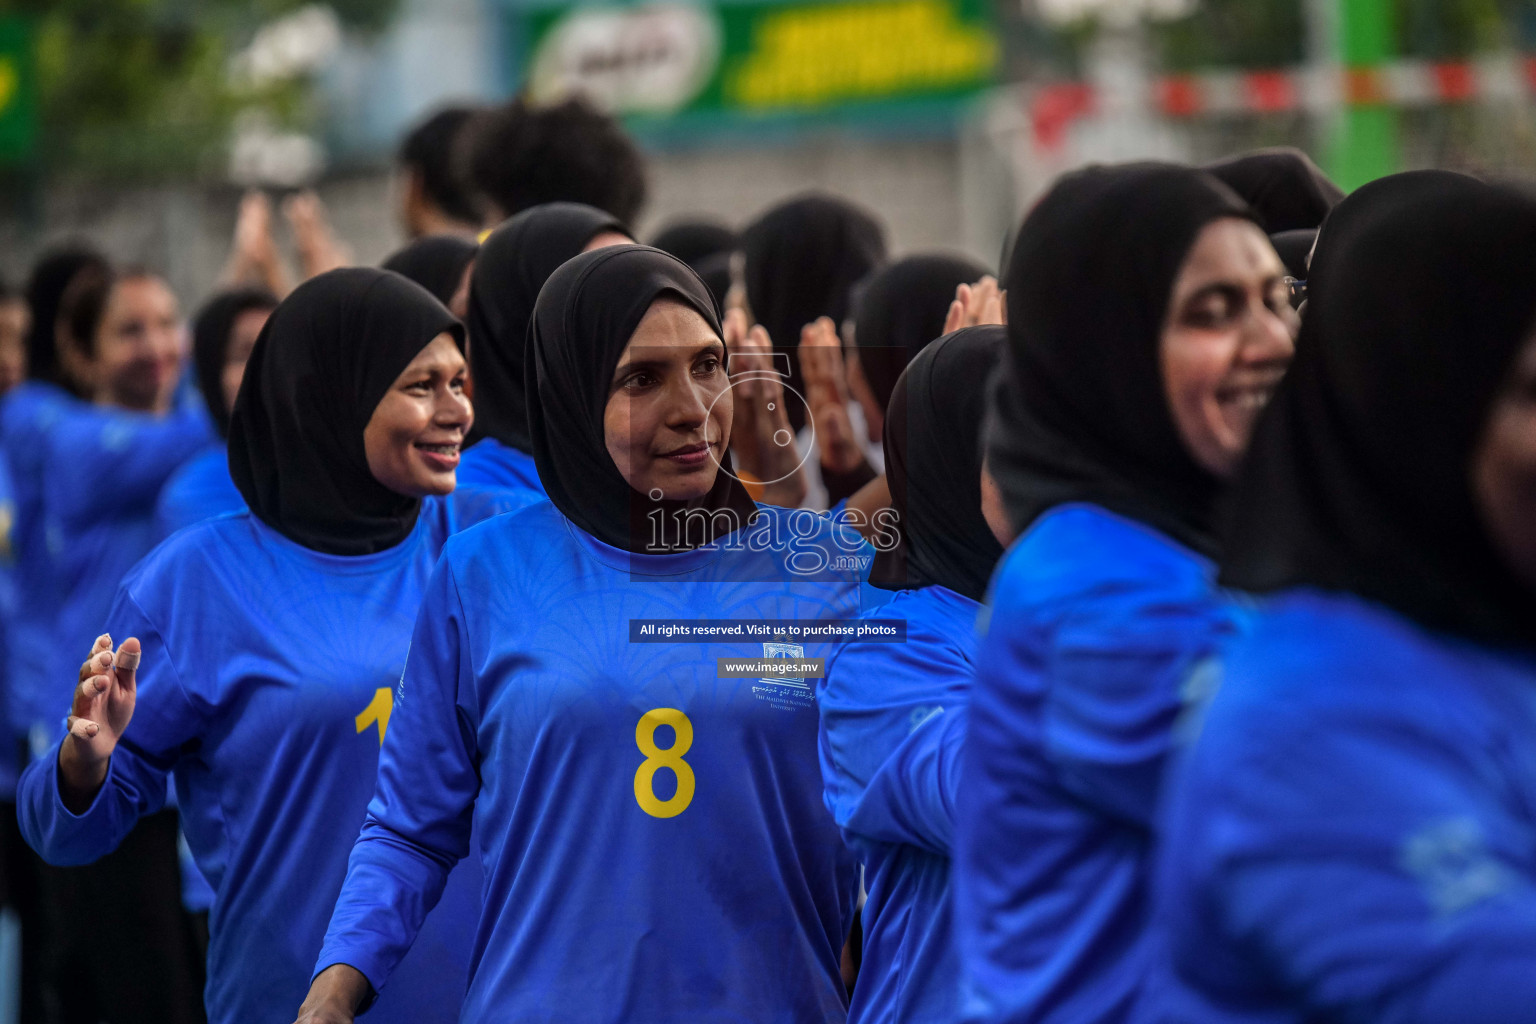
left=562, top=513, right=726, bottom=577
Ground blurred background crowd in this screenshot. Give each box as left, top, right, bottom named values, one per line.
left=1, top=0, right=1536, bottom=296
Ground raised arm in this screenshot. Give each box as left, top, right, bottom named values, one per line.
left=819, top=622, right=972, bottom=856
left=1042, top=578, right=1245, bottom=829
left=17, top=587, right=203, bottom=865
left=48, top=406, right=211, bottom=527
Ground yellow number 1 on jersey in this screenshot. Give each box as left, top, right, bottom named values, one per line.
left=356, top=687, right=394, bottom=746
left=634, top=708, right=695, bottom=818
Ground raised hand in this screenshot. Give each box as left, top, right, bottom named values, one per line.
left=283, top=190, right=353, bottom=280
left=798, top=317, right=864, bottom=473
left=942, top=275, right=1006, bottom=334
left=222, top=190, right=291, bottom=296
left=59, top=634, right=141, bottom=811
left=724, top=309, right=806, bottom=507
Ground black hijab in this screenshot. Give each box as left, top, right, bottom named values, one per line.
left=192, top=287, right=278, bottom=439
left=380, top=234, right=478, bottom=306
left=987, top=162, right=1254, bottom=556
left=24, top=244, right=108, bottom=392
left=741, top=193, right=887, bottom=429
left=528, top=245, right=758, bottom=554
left=851, top=252, right=991, bottom=412
left=1268, top=228, right=1316, bottom=279
left=466, top=202, right=628, bottom=454
left=872, top=325, right=1007, bottom=601
left=648, top=219, right=738, bottom=269
left=1203, top=147, right=1344, bottom=232
left=228, top=268, right=463, bottom=556
left=692, top=251, right=733, bottom=314
left=1222, top=170, right=1536, bottom=649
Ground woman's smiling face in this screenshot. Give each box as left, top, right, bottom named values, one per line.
left=363, top=332, right=473, bottom=497
left=1161, top=217, right=1299, bottom=478
left=604, top=297, right=732, bottom=502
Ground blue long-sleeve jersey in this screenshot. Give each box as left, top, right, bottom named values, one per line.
left=317, top=501, right=870, bottom=1024
left=16, top=492, right=514, bottom=1024
left=455, top=437, right=545, bottom=509
left=42, top=402, right=211, bottom=730
left=1147, top=589, right=1536, bottom=1023
left=154, top=442, right=244, bottom=540
left=2, top=381, right=78, bottom=752
left=0, top=445, right=17, bottom=799
left=819, top=584, right=980, bottom=1024
left=955, top=503, right=1250, bottom=1024
left=149, top=442, right=239, bottom=916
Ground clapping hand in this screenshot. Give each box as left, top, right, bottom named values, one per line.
left=283, top=190, right=353, bottom=280
left=942, top=275, right=1006, bottom=334
left=222, top=190, right=291, bottom=296
left=798, top=317, right=864, bottom=474
left=724, top=308, right=806, bottom=508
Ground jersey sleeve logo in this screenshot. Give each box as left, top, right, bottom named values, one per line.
left=1401, top=816, right=1517, bottom=917
left=355, top=687, right=394, bottom=746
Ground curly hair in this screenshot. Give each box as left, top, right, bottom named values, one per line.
left=460, top=96, right=648, bottom=226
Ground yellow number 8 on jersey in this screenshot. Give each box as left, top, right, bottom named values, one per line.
left=634, top=708, right=695, bottom=818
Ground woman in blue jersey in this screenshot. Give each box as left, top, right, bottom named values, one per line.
left=300, top=245, right=871, bottom=1024
left=18, top=268, right=503, bottom=1024
left=954, top=162, right=1298, bottom=1024
left=818, top=324, right=1008, bottom=1024
left=1149, top=172, right=1536, bottom=1023
left=34, top=264, right=213, bottom=1024
left=1, top=245, right=110, bottom=1023
left=5, top=247, right=108, bottom=757
left=155, top=286, right=276, bottom=538
left=455, top=201, right=631, bottom=503
left=45, top=266, right=213, bottom=695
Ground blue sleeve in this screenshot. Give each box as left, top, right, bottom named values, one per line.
left=15, top=588, right=202, bottom=865
left=1194, top=708, right=1536, bottom=1022
left=843, top=708, right=967, bottom=855
left=314, top=554, right=481, bottom=996
left=1043, top=577, right=1241, bottom=829
left=819, top=623, right=971, bottom=856
left=50, top=408, right=209, bottom=528
left=153, top=482, right=191, bottom=542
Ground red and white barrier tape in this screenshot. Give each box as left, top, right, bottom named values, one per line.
left=1029, top=55, right=1536, bottom=147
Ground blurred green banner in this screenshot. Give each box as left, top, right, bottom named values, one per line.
left=515, top=0, right=997, bottom=129
left=0, top=16, right=34, bottom=161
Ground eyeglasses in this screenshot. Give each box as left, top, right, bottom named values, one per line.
left=1285, top=276, right=1307, bottom=309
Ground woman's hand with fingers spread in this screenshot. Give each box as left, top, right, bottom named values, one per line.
left=222, top=190, right=292, bottom=296
left=799, top=318, right=863, bottom=473
left=284, top=191, right=354, bottom=280
left=724, top=312, right=807, bottom=506
left=59, top=634, right=141, bottom=812
left=943, top=276, right=1007, bottom=334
